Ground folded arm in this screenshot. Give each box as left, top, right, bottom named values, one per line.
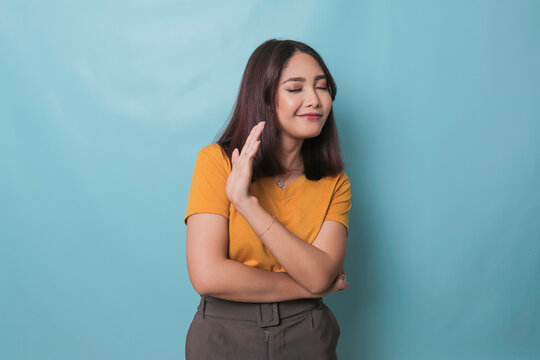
left=186, top=213, right=346, bottom=303
left=234, top=196, right=347, bottom=294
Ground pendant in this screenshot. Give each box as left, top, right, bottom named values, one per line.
left=277, top=181, right=284, bottom=188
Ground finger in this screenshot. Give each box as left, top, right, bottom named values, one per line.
left=250, top=140, right=261, bottom=157
left=231, top=148, right=239, bottom=166
left=241, top=123, right=260, bottom=156
left=243, top=141, right=260, bottom=169
left=242, top=122, right=265, bottom=157
left=251, top=123, right=265, bottom=155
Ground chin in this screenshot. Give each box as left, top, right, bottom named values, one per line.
left=299, top=129, right=323, bottom=139
left=281, top=121, right=324, bottom=139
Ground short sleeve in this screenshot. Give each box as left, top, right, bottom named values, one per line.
left=184, top=144, right=231, bottom=225
left=324, top=172, right=352, bottom=235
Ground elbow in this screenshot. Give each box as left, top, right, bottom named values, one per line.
left=306, top=266, right=341, bottom=294
left=191, top=275, right=219, bottom=296
left=307, top=284, right=327, bottom=295
left=188, top=266, right=218, bottom=296
left=306, top=274, right=334, bottom=294
left=191, top=278, right=210, bottom=296
left=308, top=283, right=330, bottom=295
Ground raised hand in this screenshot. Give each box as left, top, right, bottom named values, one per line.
left=226, top=121, right=266, bottom=209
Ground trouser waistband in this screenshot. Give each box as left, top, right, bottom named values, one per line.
left=197, top=295, right=323, bottom=328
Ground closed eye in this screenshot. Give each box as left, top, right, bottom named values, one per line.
left=287, top=87, right=328, bottom=93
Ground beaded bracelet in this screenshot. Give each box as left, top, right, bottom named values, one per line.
left=257, top=215, right=275, bottom=239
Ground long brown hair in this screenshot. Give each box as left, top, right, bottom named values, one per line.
left=214, top=39, right=345, bottom=181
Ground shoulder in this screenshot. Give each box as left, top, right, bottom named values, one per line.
left=196, top=143, right=231, bottom=171
left=198, top=143, right=227, bottom=157
left=319, top=171, right=350, bottom=188
left=322, top=171, right=351, bottom=197
left=334, top=171, right=349, bottom=183
left=304, top=171, right=350, bottom=197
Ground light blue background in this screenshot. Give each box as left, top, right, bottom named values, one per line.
left=1, top=1, right=539, bottom=359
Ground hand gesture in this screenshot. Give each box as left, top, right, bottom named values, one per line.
left=226, top=121, right=266, bottom=209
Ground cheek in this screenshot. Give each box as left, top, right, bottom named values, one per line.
left=282, top=95, right=299, bottom=109
left=277, top=98, right=300, bottom=117
left=322, top=94, right=333, bottom=108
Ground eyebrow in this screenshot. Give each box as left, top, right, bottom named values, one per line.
left=281, top=75, right=327, bottom=84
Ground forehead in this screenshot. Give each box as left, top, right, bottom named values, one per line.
left=280, top=52, right=325, bottom=79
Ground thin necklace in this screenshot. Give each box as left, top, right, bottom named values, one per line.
left=274, top=158, right=303, bottom=189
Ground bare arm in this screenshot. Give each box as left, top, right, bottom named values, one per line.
left=186, top=213, right=347, bottom=303
left=234, top=196, right=347, bottom=294
left=222, top=121, right=348, bottom=295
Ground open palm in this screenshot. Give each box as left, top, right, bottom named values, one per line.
left=226, top=121, right=266, bottom=208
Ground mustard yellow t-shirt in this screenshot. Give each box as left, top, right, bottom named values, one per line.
left=184, top=143, right=352, bottom=272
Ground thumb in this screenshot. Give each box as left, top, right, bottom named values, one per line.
left=231, top=148, right=239, bottom=166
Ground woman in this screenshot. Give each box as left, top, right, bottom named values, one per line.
left=184, top=39, right=351, bottom=359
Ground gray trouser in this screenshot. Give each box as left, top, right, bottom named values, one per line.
left=186, top=295, right=340, bottom=360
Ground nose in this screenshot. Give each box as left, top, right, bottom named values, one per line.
left=305, top=87, right=321, bottom=108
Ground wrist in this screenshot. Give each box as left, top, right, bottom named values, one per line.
left=234, top=195, right=259, bottom=214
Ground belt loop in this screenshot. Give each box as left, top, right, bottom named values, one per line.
left=256, top=302, right=280, bottom=327
left=201, top=296, right=207, bottom=319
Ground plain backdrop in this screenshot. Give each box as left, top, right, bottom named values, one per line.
left=1, top=1, right=539, bottom=359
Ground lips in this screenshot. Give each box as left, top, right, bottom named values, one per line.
left=298, top=114, right=322, bottom=121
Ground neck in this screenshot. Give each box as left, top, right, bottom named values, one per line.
left=279, top=138, right=304, bottom=173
